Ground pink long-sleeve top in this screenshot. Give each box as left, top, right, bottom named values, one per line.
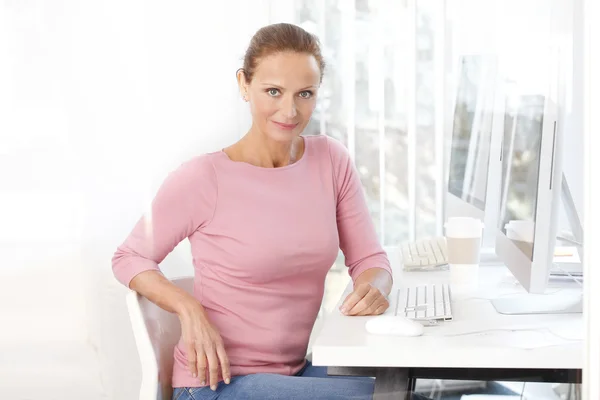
left=112, top=134, right=392, bottom=388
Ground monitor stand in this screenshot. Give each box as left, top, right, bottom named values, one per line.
left=490, top=176, right=584, bottom=315
left=559, top=173, right=584, bottom=254
left=491, top=292, right=583, bottom=315
left=549, top=174, right=584, bottom=277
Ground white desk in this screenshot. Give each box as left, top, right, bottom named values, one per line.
left=312, top=264, right=583, bottom=399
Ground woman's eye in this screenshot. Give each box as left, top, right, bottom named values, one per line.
left=267, top=88, right=280, bottom=96
left=299, top=91, right=313, bottom=99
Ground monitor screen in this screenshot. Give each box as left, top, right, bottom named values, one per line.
left=498, top=95, right=545, bottom=261
left=448, top=56, right=495, bottom=211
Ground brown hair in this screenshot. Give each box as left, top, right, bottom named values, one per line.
left=240, top=23, right=326, bottom=83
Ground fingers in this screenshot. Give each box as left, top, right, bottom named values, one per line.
left=374, top=302, right=388, bottom=315
left=196, top=347, right=207, bottom=386
left=190, top=338, right=230, bottom=390
left=204, top=343, right=220, bottom=390
left=340, top=283, right=390, bottom=316
left=340, top=283, right=371, bottom=314
left=347, top=286, right=383, bottom=315
left=216, top=340, right=231, bottom=384
left=357, top=297, right=389, bottom=316
left=186, top=341, right=198, bottom=379
left=181, top=311, right=231, bottom=390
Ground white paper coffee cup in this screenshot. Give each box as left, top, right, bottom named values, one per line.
left=444, top=217, right=484, bottom=293
left=444, top=217, right=484, bottom=264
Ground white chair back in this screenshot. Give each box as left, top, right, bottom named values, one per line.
left=126, top=276, right=193, bottom=400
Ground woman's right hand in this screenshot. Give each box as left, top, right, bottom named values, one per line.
left=177, top=300, right=230, bottom=390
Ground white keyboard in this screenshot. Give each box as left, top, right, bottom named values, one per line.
left=395, top=283, right=453, bottom=323
left=400, top=237, right=448, bottom=271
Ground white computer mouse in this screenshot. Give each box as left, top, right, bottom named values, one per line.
left=365, top=315, right=424, bottom=337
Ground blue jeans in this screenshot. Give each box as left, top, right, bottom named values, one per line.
left=172, top=361, right=430, bottom=400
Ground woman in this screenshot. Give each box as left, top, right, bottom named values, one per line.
left=112, top=23, right=426, bottom=400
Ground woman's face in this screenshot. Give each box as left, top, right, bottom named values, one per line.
left=239, top=51, right=321, bottom=143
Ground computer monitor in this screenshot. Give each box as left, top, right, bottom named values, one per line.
left=492, top=92, right=582, bottom=314
left=446, top=55, right=503, bottom=251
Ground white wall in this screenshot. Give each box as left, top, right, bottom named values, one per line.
left=0, top=1, right=271, bottom=398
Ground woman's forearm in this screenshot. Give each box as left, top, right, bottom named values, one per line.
left=129, top=270, right=203, bottom=317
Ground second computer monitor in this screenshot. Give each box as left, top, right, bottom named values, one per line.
left=495, top=93, right=561, bottom=294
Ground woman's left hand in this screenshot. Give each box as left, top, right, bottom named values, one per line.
left=339, top=282, right=389, bottom=316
